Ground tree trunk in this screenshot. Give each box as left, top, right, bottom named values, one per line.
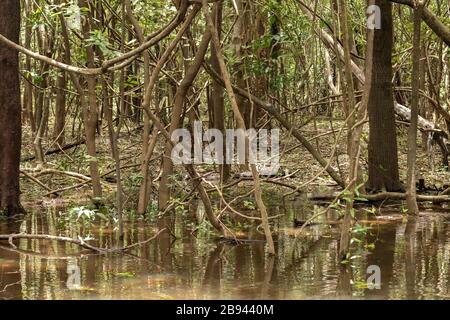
left=33, top=27, right=53, bottom=164
left=338, top=0, right=359, bottom=260
left=203, top=0, right=275, bottom=255
left=54, top=51, right=66, bottom=146
left=406, top=2, right=423, bottom=215
left=124, top=0, right=153, bottom=215
left=232, top=0, right=251, bottom=129
left=158, top=30, right=211, bottom=210
left=366, top=0, right=402, bottom=192
left=0, top=0, right=24, bottom=216
left=22, top=0, right=34, bottom=132
left=210, top=1, right=230, bottom=183
left=80, top=0, right=102, bottom=199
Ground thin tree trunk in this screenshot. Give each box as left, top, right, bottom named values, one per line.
left=54, top=47, right=66, bottom=146
left=33, top=27, right=53, bottom=164
left=124, top=0, right=152, bottom=215
left=202, top=0, right=275, bottom=255
left=232, top=0, right=251, bottom=129
left=158, top=30, right=211, bottom=210
left=135, top=6, right=200, bottom=214
left=337, top=0, right=359, bottom=260
left=80, top=0, right=102, bottom=199
left=406, top=2, right=423, bottom=215
left=22, top=0, right=34, bottom=132
left=210, top=1, right=230, bottom=183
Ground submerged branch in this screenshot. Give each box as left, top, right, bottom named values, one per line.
left=0, top=229, right=165, bottom=254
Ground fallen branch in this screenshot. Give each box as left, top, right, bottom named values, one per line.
left=21, top=139, right=86, bottom=162
left=1, top=280, right=21, bottom=293
left=238, top=176, right=302, bottom=193
left=20, top=168, right=93, bottom=183
left=19, top=170, right=53, bottom=192
left=0, top=229, right=165, bottom=254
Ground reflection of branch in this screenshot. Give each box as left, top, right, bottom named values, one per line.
left=0, top=229, right=165, bottom=254
left=1, top=281, right=21, bottom=293
left=119, top=229, right=166, bottom=251
left=203, top=179, right=282, bottom=221
left=0, top=244, right=98, bottom=260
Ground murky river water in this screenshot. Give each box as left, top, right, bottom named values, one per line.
left=1, top=198, right=449, bottom=300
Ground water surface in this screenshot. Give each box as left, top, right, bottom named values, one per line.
left=1, top=200, right=449, bottom=300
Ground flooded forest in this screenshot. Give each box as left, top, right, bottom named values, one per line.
left=1, top=0, right=450, bottom=300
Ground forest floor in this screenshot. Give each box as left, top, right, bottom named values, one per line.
left=18, top=118, right=450, bottom=214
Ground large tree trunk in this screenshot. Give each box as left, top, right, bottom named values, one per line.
left=0, top=0, right=24, bottom=216
left=366, top=0, right=402, bottom=192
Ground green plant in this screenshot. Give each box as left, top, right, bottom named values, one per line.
left=63, top=205, right=108, bottom=226
left=0, top=209, right=7, bottom=219
left=85, top=29, right=119, bottom=59
left=243, top=200, right=256, bottom=210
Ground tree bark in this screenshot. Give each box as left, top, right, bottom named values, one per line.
left=366, top=0, right=402, bottom=192
left=0, top=0, right=24, bottom=216
left=22, top=0, right=34, bottom=132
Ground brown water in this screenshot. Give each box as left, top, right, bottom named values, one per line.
left=1, top=199, right=450, bottom=300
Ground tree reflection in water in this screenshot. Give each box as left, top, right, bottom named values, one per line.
left=0, top=203, right=449, bottom=300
